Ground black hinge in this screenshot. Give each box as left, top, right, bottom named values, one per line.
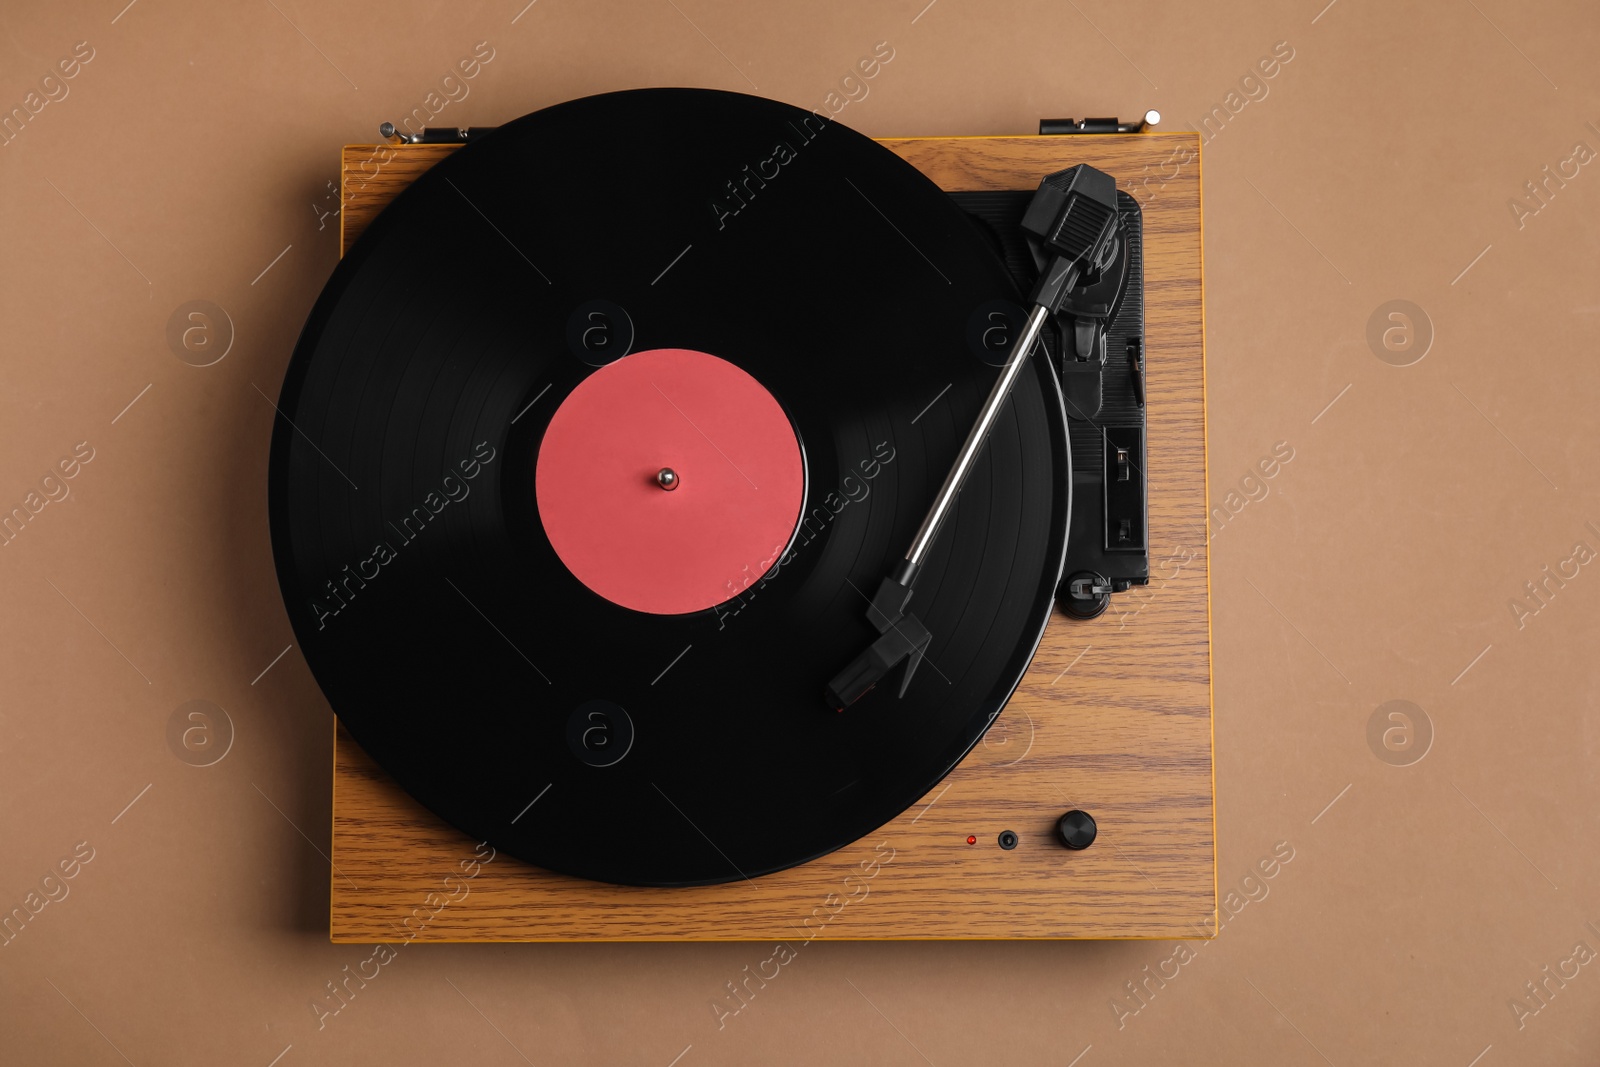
left=378, top=122, right=495, bottom=144
left=1040, top=111, right=1160, bottom=135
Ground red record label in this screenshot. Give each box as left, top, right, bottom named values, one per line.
left=535, top=348, right=805, bottom=615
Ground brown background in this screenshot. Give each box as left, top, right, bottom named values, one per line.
left=1, top=0, right=1596, bottom=1064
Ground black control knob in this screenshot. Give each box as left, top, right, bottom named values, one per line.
left=1056, top=809, right=1097, bottom=850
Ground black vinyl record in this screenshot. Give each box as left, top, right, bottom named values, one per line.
left=269, top=88, right=1069, bottom=886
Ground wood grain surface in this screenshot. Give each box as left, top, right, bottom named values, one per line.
left=329, top=133, right=1212, bottom=941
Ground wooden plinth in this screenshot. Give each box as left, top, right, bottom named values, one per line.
left=329, top=130, right=1213, bottom=941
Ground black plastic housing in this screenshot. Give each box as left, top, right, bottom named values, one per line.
left=952, top=187, right=1150, bottom=604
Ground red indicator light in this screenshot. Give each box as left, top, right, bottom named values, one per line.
left=966, top=835, right=977, bottom=845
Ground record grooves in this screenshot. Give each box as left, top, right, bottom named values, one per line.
left=270, top=89, right=1069, bottom=886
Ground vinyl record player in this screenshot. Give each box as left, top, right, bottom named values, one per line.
left=270, top=90, right=1213, bottom=941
